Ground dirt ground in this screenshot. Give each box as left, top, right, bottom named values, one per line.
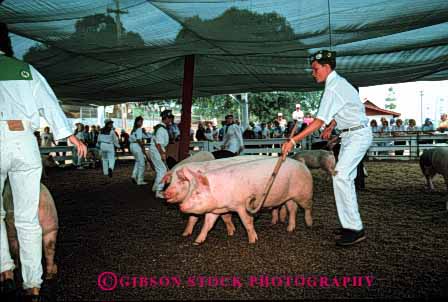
left=6, top=159, right=448, bottom=300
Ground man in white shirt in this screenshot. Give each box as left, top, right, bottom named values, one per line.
left=0, top=40, right=86, bottom=299
left=149, top=110, right=173, bottom=198
left=212, top=114, right=244, bottom=159
left=292, top=104, right=304, bottom=129
left=282, top=50, right=372, bottom=246
left=277, top=113, right=287, bottom=130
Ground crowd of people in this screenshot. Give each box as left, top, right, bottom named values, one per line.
left=369, top=114, right=448, bottom=134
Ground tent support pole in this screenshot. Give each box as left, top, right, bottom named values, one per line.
left=179, top=54, right=195, bottom=161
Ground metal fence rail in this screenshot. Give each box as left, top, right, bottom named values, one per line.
left=40, top=133, right=447, bottom=163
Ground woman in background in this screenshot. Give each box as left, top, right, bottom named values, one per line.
left=97, top=119, right=120, bottom=177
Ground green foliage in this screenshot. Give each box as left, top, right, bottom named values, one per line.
left=192, top=91, right=322, bottom=123
left=193, top=95, right=240, bottom=121
left=385, top=86, right=397, bottom=110
left=249, top=91, right=322, bottom=122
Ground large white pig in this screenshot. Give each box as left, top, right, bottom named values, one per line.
left=163, top=155, right=268, bottom=242
left=419, top=147, right=448, bottom=191
left=175, top=157, right=313, bottom=244
left=2, top=180, right=58, bottom=279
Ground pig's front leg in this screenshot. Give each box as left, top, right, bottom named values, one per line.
left=426, top=175, right=435, bottom=191
left=221, top=214, right=235, bottom=236
left=182, top=215, right=199, bottom=237
left=285, top=201, right=298, bottom=232
left=193, top=213, right=219, bottom=245
left=43, top=230, right=58, bottom=279
left=279, top=205, right=288, bottom=223
left=237, top=209, right=258, bottom=244
left=271, top=208, right=279, bottom=225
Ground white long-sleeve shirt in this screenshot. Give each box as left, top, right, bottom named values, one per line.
left=98, top=130, right=120, bottom=148
left=222, top=123, right=244, bottom=154
left=316, top=71, right=368, bottom=130
left=0, top=52, right=72, bottom=140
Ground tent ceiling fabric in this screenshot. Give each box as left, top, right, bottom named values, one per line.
left=1, top=0, right=448, bottom=104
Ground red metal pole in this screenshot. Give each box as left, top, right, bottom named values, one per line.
left=178, top=55, right=195, bottom=161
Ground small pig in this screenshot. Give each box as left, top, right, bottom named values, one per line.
left=176, top=157, right=313, bottom=244
left=163, top=155, right=268, bottom=243
left=2, top=180, right=58, bottom=279
left=292, top=150, right=336, bottom=176
left=419, top=147, right=448, bottom=191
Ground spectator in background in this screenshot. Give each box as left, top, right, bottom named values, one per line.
left=212, top=114, right=244, bottom=159
left=437, top=113, right=448, bottom=132
left=251, top=121, right=261, bottom=139
left=406, top=119, right=419, bottom=132
left=260, top=123, right=269, bottom=139
left=119, top=129, right=130, bottom=153
left=276, top=113, right=287, bottom=130
left=83, top=125, right=92, bottom=146
left=204, top=122, right=214, bottom=141
left=379, top=118, right=390, bottom=133
left=392, top=118, right=406, bottom=156
left=292, top=103, right=304, bottom=129
left=303, top=113, right=314, bottom=126
left=218, top=120, right=225, bottom=141
left=271, top=120, right=283, bottom=138
left=421, top=118, right=434, bottom=132
left=97, top=119, right=120, bottom=177
left=235, top=118, right=244, bottom=134
left=195, top=122, right=207, bottom=141
left=212, top=123, right=219, bottom=141
left=190, top=128, right=194, bottom=141
left=168, top=121, right=180, bottom=143
left=90, top=125, right=99, bottom=146
left=369, top=119, right=380, bottom=133
left=41, top=126, right=56, bottom=147
left=74, top=123, right=86, bottom=169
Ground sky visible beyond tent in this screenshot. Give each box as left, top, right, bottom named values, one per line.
left=360, top=80, right=448, bottom=126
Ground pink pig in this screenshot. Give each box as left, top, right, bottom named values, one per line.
left=176, top=157, right=313, bottom=244
left=3, top=180, right=58, bottom=279
left=292, top=150, right=336, bottom=176
left=163, top=155, right=267, bottom=243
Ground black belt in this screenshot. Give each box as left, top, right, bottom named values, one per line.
left=341, top=125, right=367, bottom=133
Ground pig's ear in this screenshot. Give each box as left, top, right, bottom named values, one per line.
left=196, top=171, right=210, bottom=187
left=161, top=171, right=172, bottom=184
left=176, top=167, right=195, bottom=182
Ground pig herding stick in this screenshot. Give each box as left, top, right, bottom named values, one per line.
left=246, top=120, right=299, bottom=214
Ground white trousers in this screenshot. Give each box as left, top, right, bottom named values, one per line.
left=0, top=121, right=43, bottom=289
left=100, top=143, right=116, bottom=175
left=333, top=127, right=372, bottom=231
left=130, top=143, right=145, bottom=183
left=149, top=145, right=167, bottom=192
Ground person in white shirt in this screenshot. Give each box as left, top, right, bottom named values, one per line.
left=276, top=113, right=287, bottom=130
left=292, top=104, right=305, bottom=129
left=41, top=126, right=56, bottom=147
left=282, top=50, right=372, bottom=247
left=0, top=43, right=86, bottom=299
left=129, top=116, right=149, bottom=185
left=97, top=119, right=120, bottom=177
left=212, top=114, right=244, bottom=159
left=150, top=110, right=174, bottom=198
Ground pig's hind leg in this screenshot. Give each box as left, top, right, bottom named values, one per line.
left=43, top=230, right=58, bottom=279
left=237, top=209, right=258, bottom=244
left=285, top=201, right=297, bottom=232
left=221, top=214, right=236, bottom=236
